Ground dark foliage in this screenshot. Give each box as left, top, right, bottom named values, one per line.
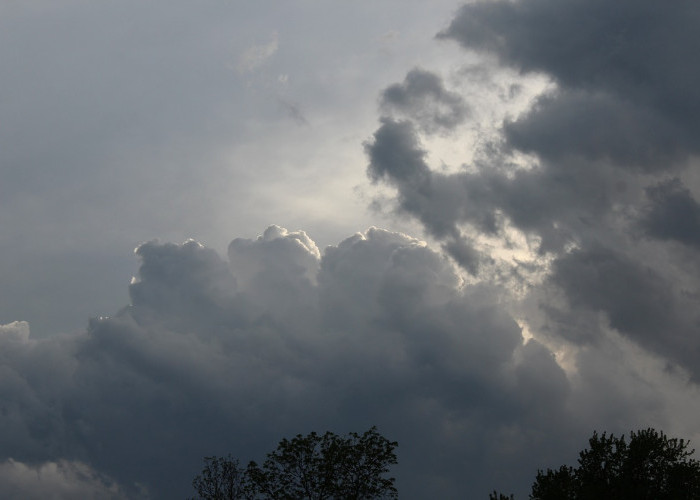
left=190, top=427, right=398, bottom=500
left=489, top=492, right=514, bottom=500
left=191, top=455, right=251, bottom=500
left=530, top=428, right=700, bottom=500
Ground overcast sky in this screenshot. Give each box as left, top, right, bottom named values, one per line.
left=2, top=1, right=700, bottom=499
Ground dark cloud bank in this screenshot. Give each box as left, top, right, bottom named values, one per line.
left=0, top=225, right=693, bottom=499
left=1, top=227, right=573, bottom=498
left=368, top=0, right=700, bottom=375
left=3, top=1, right=700, bottom=499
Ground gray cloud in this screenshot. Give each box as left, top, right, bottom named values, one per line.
left=237, top=32, right=278, bottom=73
left=0, top=0, right=465, bottom=338
left=365, top=118, right=486, bottom=271
left=503, top=89, right=687, bottom=169
left=1, top=226, right=697, bottom=498
left=0, top=227, right=615, bottom=499
left=546, top=243, right=700, bottom=385
left=380, top=68, right=469, bottom=134
left=365, top=0, right=700, bottom=383
left=4, top=2, right=700, bottom=499
left=365, top=118, right=431, bottom=187
left=642, top=179, right=700, bottom=248
left=439, top=0, right=700, bottom=168
left=551, top=246, right=673, bottom=344
left=364, top=117, right=619, bottom=255
left=277, top=98, right=310, bottom=126
left=0, top=459, right=134, bottom=500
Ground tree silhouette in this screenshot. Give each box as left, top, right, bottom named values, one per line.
left=523, top=428, right=700, bottom=500
left=190, top=427, right=398, bottom=500
left=489, top=492, right=514, bottom=500
left=191, top=455, right=250, bottom=500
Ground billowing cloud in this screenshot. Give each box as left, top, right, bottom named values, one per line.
left=366, top=0, right=700, bottom=384
left=1, top=226, right=698, bottom=498
left=365, top=118, right=484, bottom=272
left=380, top=68, right=469, bottom=134
left=3, top=2, right=700, bottom=499
left=0, top=0, right=465, bottom=339
left=439, top=0, right=700, bottom=168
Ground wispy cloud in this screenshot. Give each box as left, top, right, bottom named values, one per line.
left=237, top=32, right=279, bottom=73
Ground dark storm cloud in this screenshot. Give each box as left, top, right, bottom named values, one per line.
left=380, top=68, right=469, bottom=133
left=439, top=0, right=700, bottom=168
left=365, top=118, right=484, bottom=271
left=4, top=2, right=700, bottom=499
left=503, top=89, right=686, bottom=169
left=363, top=108, right=700, bottom=376
left=364, top=118, right=617, bottom=255
left=0, top=228, right=592, bottom=499
left=552, top=246, right=673, bottom=342
left=642, top=179, right=700, bottom=248
left=367, top=0, right=700, bottom=380
left=548, top=243, right=700, bottom=382
left=365, top=118, right=431, bottom=186
left=441, top=236, right=482, bottom=275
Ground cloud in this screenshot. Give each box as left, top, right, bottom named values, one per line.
left=380, top=68, right=469, bottom=134
left=3, top=2, right=700, bottom=499
left=438, top=0, right=700, bottom=168
left=0, top=230, right=559, bottom=497
left=0, top=321, right=30, bottom=342
left=364, top=118, right=484, bottom=271
left=0, top=0, right=468, bottom=340
left=365, top=118, right=431, bottom=187
left=641, top=179, right=700, bottom=248
left=551, top=246, right=674, bottom=344
left=0, top=459, right=134, bottom=500
left=502, top=89, right=686, bottom=169
left=277, top=98, right=309, bottom=126
left=1, top=226, right=698, bottom=498
left=366, top=0, right=700, bottom=384
left=363, top=116, right=613, bottom=257
left=237, top=32, right=279, bottom=73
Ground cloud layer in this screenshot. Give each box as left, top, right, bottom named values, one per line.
left=1, top=224, right=697, bottom=498
left=3, top=2, right=700, bottom=499
left=367, top=0, right=700, bottom=382
left=0, top=459, right=132, bottom=500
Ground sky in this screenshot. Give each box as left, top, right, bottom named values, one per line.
left=2, top=1, right=700, bottom=498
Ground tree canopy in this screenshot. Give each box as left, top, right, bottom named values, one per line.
left=190, top=426, right=398, bottom=500
left=192, top=454, right=248, bottom=500
left=492, top=428, right=700, bottom=500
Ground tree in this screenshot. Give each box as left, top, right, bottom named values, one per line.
left=489, top=492, right=514, bottom=500
left=190, top=427, right=398, bottom=500
left=528, top=428, right=700, bottom=500
left=191, top=455, right=251, bottom=500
